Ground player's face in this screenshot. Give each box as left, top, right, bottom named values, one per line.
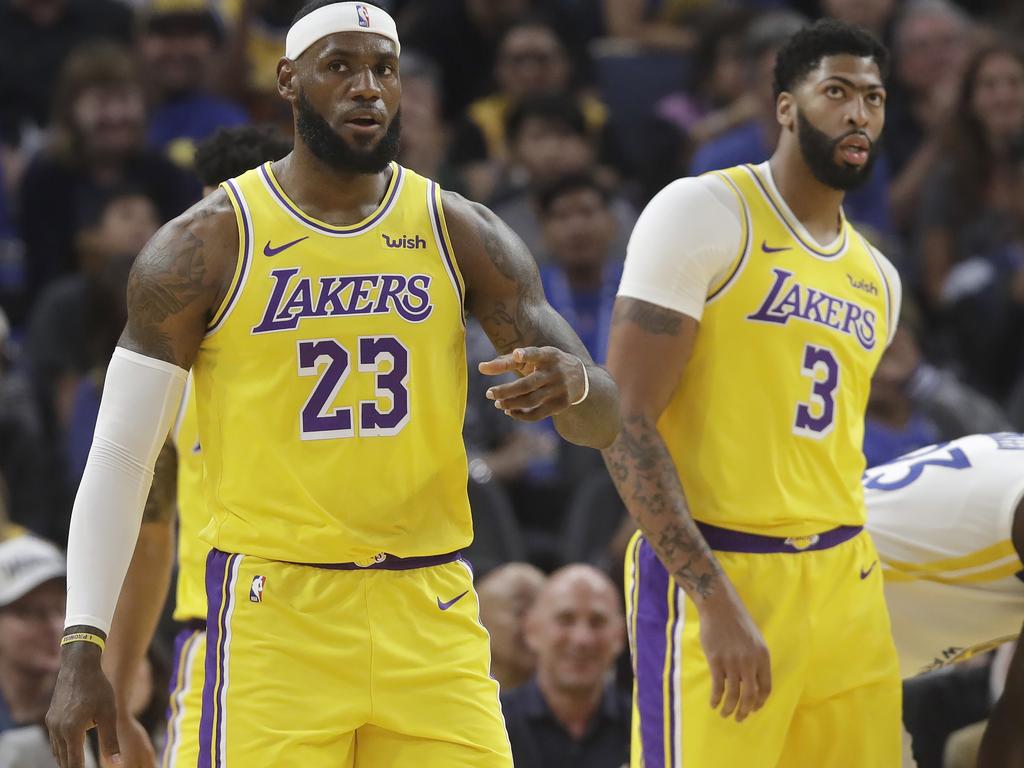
left=786, top=54, right=886, bottom=191
left=284, top=32, right=402, bottom=173
left=0, top=580, right=64, bottom=676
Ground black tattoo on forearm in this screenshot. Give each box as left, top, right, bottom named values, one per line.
left=604, top=413, right=719, bottom=599
left=142, top=442, right=178, bottom=524
left=615, top=301, right=683, bottom=336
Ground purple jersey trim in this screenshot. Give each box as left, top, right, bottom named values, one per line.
left=744, top=165, right=848, bottom=260
left=706, top=171, right=752, bottom=303
left=259, top=162, right=403, bottom=235
left=427, top=181, right=466, bottom=320
left=696, top=522, right=863, bottom=553
left=208, top=180, right=252, bottom=334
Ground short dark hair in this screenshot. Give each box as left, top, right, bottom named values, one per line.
left=292, top=0, right=390, bottom=26
left=193, top=125, right=292, bottom=187
left=537, top=172, right=610, bottom=218
left=772, top=20, right=889, bottom=100
left=506, top=93, right=587, bottom=144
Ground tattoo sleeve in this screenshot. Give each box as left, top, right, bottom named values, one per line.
left=604, top=414, right=720, bottom=599
left=142, top=441, right=178, bottom=524
left=602, top=301, right=721, bottom=600
left=120, top=192, right=234, bottom=369
left=447, top=192, right=620, bottom=448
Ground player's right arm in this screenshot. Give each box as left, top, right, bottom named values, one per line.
left=602, top=176, right=771, bottom=724
left=47, top=191, right=237, bottom=768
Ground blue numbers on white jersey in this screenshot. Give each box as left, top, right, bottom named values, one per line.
left=863, top=442, right=972, bottom=492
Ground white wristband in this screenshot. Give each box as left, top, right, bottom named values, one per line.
left=570, top=356, right=590, bottom=406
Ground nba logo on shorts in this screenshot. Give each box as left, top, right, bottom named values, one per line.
left=355, top=4, right=370, bottom=27
left=249, top=575, right=267, bottom=603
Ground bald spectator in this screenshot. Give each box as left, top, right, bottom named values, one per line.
left=478, top=562, right=547, bottom=690
left=501, top=565, right=629, bottom=768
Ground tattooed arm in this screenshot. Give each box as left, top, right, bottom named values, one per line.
left=119, top=190, right=237, bottom=366
left=603, top=297, right=771, bottom=723
left=48, top=193, right=236, bottom=768
left=442, top=191, right=620, bottom=448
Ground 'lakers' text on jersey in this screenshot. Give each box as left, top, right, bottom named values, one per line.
left=662, top=164, right=897, bottom=536
left=193, top=162, right=470, bottom=564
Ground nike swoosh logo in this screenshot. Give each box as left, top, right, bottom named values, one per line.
left=761, top=240, right=792, bottom=254
left=263, top=236, right=308, bottom=257
left=860, top=561, right=878, bottom=580
left=437, top=590, right=469, bottom=611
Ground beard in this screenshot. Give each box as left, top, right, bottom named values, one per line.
left=796, top=111, right=879, bottom=192
left=295, top=89, right=401, bottom=173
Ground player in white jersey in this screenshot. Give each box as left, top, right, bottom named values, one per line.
left=865, top=433, right=1024, bottom=767
left=865, top=432, right=1024, bottom=679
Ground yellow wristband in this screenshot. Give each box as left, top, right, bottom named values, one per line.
left=60, top=632, right=106, bottom=652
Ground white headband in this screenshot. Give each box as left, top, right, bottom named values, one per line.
left=285, top=2, right=400, bottom=60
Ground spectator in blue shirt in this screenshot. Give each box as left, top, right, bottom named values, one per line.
left=139, top=0, right=248, bottom=170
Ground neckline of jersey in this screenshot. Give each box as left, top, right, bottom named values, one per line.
left=259, top=161, right=404, bottom=236
left=745, top=162, right=847, bottom=260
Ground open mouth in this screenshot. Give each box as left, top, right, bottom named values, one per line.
left=838, top=134, right=871, bottom=166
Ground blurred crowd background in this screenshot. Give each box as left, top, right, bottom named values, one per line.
left=0, top=0, right=1023, bottom=766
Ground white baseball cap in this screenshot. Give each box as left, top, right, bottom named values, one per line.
left=0, top=534, right=66, bottom=608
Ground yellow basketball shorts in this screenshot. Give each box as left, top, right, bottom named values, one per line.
left=624, top=526, right=902, bottom=768
left=198, top=549, right=512, bottom=767
left=163, top=625, right=206, bottom=768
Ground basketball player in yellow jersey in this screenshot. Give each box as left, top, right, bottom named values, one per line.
left=608, top=21, right=902, bottom=767
left=98, top=126, right=292, bottom=768
left=47, top=2, right=620, bottom=766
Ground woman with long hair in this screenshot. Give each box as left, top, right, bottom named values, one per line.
left=916, top=41, right=1024, bottom=308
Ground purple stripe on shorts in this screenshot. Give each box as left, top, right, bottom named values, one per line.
left=635, top=537, right=671, bottom=768
left=162, top=628, right=197, bottom=767
left=199, top=550, right=231, bottom=768
left=696, top=522, right=862, bottom=554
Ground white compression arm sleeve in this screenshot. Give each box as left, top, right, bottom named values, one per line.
left=617, top=174, right=743, bottom=321
left=65, top=347, right=187, bottom=634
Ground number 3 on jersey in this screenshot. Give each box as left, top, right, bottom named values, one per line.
left=793, top=344, right=839, bottom=438
left=297, top=336, right=410, bottom=440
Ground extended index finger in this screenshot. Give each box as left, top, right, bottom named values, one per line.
left=477, top=353, right=516, bottom=376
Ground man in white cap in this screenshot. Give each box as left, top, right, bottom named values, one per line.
left=0, top=534, right=66, bottom=734
left=46, top=1, right=620, bottom=766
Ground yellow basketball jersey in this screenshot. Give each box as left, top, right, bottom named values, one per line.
left=661, top=164, right=896, bottom=537
left=193, top=162, right=471, bottom=564
left=171, top=376, right=207, bottom=622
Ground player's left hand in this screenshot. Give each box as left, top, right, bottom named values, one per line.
left=479, top=347, right=587, bottom=421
